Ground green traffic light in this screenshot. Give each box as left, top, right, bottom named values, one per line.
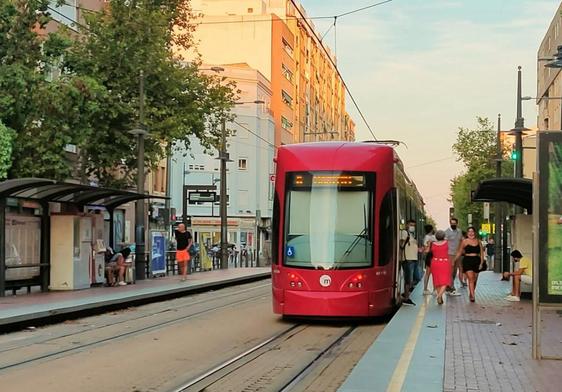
left=510, top=150, right=519, bottom=160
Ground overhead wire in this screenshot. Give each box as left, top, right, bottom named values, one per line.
left=46, top=5, right=92, bottom=32
left=232, top=120, right=276, bottom=149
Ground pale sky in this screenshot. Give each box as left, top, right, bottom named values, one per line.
left=300, top=0, right=557, bottom=228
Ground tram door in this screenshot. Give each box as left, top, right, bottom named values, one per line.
left=393, top=188, right=406, bottom=304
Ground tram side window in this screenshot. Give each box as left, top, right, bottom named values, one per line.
left=378, top=190, right=396, bottom=266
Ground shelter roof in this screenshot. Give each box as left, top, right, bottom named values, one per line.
left=472, top=178, right=532, bottom=213
left=0, top=178, right=167, bottom=209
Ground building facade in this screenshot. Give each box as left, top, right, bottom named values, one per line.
left=537, top=2, right=562, bottom=131
left=169, top=64, right=275, bottom=258
left=186, top=0, right=355, bottom=146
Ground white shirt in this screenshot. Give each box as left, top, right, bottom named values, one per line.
left=401, top=230, right=418, bottom=261
left=423, top=234, right=436, bottom=247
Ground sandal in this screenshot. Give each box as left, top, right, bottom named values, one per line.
left=469, top=295, right=475, bottom=302
left=437, top=297, right=443, bottom=305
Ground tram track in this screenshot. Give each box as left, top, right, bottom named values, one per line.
left=171, top=323, right=359, bottom=392
left=0, top=282, right=271, bottom=372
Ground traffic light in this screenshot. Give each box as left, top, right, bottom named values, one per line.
left=510, top=149, right=520, bottom=160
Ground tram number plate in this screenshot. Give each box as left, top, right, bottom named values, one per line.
left=286, top=246, right=295, bottom=258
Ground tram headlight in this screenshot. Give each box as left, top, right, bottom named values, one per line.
left=297, top=281, right=303, bottom=288
left=290, top=281, right=296, bottom=287
left=348, top=282, right=355, bottom=288
left=357, top=282, right=363, bottom=289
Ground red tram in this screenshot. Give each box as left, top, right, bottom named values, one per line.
left=271, top=142, right=425, bottom=317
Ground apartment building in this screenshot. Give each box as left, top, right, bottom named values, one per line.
left=187, top=0, right=355, bottom=146
left=169, top=64, right=275, bottom=254
left=537, top=2, right=562, bottom=131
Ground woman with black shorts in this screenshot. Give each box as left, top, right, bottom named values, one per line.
left=454, top=226, right=485, bottom=302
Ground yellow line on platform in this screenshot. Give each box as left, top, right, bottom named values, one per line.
left=386, top=295, right=429, bottom=392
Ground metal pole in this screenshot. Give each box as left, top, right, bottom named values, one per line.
left=220, top=118, right=229, bottom=269
left=494, top=114, right=502, bottom=273
left=256, top=209, right=261, bottom=267
left=40, top=202, right=50, bottom=292
left=514, top=66, right=524, bottom=179
left=135, top=70, right=147, bottom=280
left=0, top=199, right=5, bottom=297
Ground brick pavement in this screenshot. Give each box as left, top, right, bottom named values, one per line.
left=444, top=271, right=562, bottom=392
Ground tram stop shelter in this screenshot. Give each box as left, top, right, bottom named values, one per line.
left=471, top=178, right=533, bottom=213
left=0, top=178, right=167, bottom=296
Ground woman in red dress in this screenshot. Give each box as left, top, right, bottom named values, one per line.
left=429, top=230, right=452, bottom=305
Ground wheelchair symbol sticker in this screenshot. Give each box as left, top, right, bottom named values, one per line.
left=286, top=246, right=295, bottom=258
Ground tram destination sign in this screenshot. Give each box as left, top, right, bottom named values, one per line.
left=189, top=191, right=217, bottom=203
left=537, top=131, right=562, bottom=304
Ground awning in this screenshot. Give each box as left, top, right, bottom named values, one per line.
left=0, top=178, right=167, bottom=209
left=472, top=178, right=532, bottom=213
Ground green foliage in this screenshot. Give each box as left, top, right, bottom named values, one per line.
left=62, top=0, right=235, bottom=186
left=0, top=0, right=235, bottom=186
left=0, top=0, right=102, bottom=180
left=0, top=120, right=14, bottom=179
left=450, top=117, right=513, bottom=229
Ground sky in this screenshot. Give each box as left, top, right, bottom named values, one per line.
left=300, top=0, right=557, bottom=228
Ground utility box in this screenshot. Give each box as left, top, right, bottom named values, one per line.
left=50, top=215, right=92, bottom=290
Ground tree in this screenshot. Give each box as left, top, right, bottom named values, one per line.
left=0, top=120, right=14, bottom=179
left=0, top=0, right=107, bottom=180
left=62, top=0, right=235, bottom=187
left=450, top=117, right=513, bottom=229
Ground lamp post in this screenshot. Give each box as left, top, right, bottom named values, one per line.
left=130, top=70, right=149, bottom=280
left=494, top=114, right=503, bottom=273
left=511, top=66, right=525, bottom=179
left=218, top=100, right=265, bottom=270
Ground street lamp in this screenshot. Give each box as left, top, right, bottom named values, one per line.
left=509, top=66, right=531, bottom=179
left=130, top=70, right=148, bottom=280
left=218, top=99, right=265, bottom=270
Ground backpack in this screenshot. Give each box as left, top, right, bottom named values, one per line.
left=104, top=248, right=115, bottom=264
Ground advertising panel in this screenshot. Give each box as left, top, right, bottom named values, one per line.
left=537, top=132, right=562, bottom=303
left=150, top=231, right=167, bottom=276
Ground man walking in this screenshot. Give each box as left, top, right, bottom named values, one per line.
left=400, top=219, right=419, bottom=305
left=445, top=217, right=463, bottom=296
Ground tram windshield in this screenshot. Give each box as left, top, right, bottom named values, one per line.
left=284, top=171, right=374, bottom=269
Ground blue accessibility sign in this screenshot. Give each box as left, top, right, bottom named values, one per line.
left=286, top=246, right=295, bottom=258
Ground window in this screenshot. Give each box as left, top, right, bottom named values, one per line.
left=238, top=158, right=248, bottom=170
left=282, top=64, right=293, bottom=82
left=49, top=0, right=77, bottom=27
left=281, top=116, right=293, bottom=130
left=247, top=8, right=253, bottom=13
left=282, top=38, right=293, bottom=57
left=283, top=172, right=375, bottom=269
left=378, top=189, right=396, bottom=266
left=188, top=164, right=205, bottom=171
left=282, top=90, right=293, bottom=107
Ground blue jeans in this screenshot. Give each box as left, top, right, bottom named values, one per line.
left=402, top=260, right=417, bottom=285
left=413, top=261, right=422, bottom=285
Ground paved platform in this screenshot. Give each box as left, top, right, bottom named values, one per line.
left=340, top=271, right=562, bottom=392
left=0, top=268, right=270, bottom=330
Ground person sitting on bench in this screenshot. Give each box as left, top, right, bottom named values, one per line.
left=503, top=250, right=532, bottom=302
left=106, top=247, right=131, bottom=286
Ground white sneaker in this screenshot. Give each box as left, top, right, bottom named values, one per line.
left=448, top=290, right=461, bottom=296
left=118, top=281, right=127, bottom=286
left=506, top=295, right=520, bottom=302
left=423, top=290, right=432, bottom=295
